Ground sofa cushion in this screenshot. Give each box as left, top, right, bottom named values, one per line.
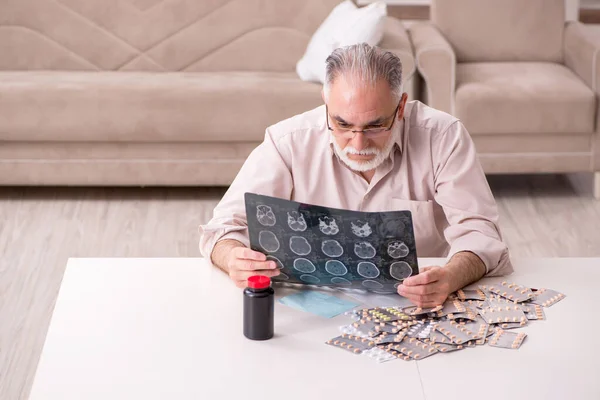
left=431, top=0, right=564, bottom=63
left=0, top=0, right=342, bottom=72
left=455, top=63, right=596, bottom=135
left=0, top=71, right=323, bottom=142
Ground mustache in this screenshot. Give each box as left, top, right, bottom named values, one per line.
left=343, top=147, right=379, bottom=156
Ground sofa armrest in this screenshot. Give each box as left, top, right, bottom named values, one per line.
left=564, top=21, right=599, bottom=95
left=564, top=23, right=600, bottom=171
left=408, top=22, right=456, bottom=115
left=378, top=16, right=416, bottom=84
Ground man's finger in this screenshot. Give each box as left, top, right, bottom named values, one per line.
left=402, top=267, right=441, bottom=286
left=411, top=299, right=440, bottom=308
left=231, top=269, right=280, bottom=282
left=236, top=269, right=281, bottom=282
left=399, top=292, right=442, bottom=308
left=397, top=283, right=438, bottom=296
left=235, top=280, right=246, bottom=289
left=403, top=293, right=431, bottom=304
left=235, top=247, right=267, bottom=261
left=233, top=259, right=276, bottom=271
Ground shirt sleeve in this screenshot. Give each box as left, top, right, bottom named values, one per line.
left=198, top=128, right=294, bottom=261
left=432, top=120, right=514, bottom=276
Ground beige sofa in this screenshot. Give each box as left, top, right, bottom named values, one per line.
left=0, top=0, right=416, bottom=186
left=409, top=0, right=600, bottom=198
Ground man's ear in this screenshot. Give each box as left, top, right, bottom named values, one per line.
left=397, top=93, right=408, bottom=120
left=321, top=88, right=326, bottom=104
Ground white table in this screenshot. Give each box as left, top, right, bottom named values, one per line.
left=29, top=258, right=600, bottom=400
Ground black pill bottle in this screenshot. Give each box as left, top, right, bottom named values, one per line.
left=243, top=275, right=274, bottom=340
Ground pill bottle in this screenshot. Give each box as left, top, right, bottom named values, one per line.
left=243, top=275, right=274, bottom=340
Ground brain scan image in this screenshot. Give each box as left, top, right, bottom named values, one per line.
left=256, top=205, right=276, bottom=226
left=277, top=272, right=289, bottom=280
left=287, top=211, right=307, bottom=232
left=300, top=274, right=320, bottom=284
left=351, top=220, right=372, bottom=238
left=258, top=231, right=280, bottom=253
left=266, top=255, right=284, bottom=269
left=325, top=260, right=348, bottom=276
left=390, top=261, right=413, bottom=280
left=362, top=280, right=383, bottom=289
left=321, top=240, right=344, bottom=257
left=331, top=277, right=352, bottom=286
left=290, top=236, right=312, bottom=256
left=354, top=241, right=376, bottom=259
left=293, top=258, right=316, bottom=273
left=318, top=217, right=339, bottom=235
left=357, top=261, right=380, bottom=278
left=388, top=241, right=409, bottom=259
left=246, top=193, right=417, bottom=292
left=377, top=218, right=406, bottom=238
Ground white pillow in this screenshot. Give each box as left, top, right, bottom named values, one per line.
left=296, top=1, right=388, bottom=84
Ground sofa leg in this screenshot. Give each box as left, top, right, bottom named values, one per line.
left=595, top=172, right=600, bottom=200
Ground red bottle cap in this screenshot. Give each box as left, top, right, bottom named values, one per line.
left=247, top=275, right=271, bottom=289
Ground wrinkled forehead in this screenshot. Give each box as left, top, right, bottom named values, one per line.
left=326, top=74, right=397, bottom=122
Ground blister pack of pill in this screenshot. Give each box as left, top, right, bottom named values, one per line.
left=481, top=282, right=535, bottom=303
left=365, top=307, right=412, bottom=322
left=374, top=321, right=403, bottom=334
left=406, top=319, right=436, bottom=339
left=446, top=307, right=479, bottom=322
left=479, top=305, right=528, bottom=326
left=530, top=288, right=566, bottom=307
left=326, top=334, right=375, bottom=354
left=326, top=280, right=564, bottom=362
left=363, top=346, right=403, bottom=362
left=389, top=338, right=438, bottom=360
left=433, top=320, right=482, bottom=345
left=524, top=304, right=545, bottom=320
left=431, top=341, right=465, bottom=353
left=456, top=289, right=486, bottom=301
left=488, top=329, right=527, bottom=349
left=351, top=319, right=380, bottom=337
left=373, top=331, right=408, bottom=345
left=403, top=305, right=443, bottom=316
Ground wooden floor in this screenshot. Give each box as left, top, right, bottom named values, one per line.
left=580, top=8, right=600, bottom=23
left=1, top=175, right=599, bottom=400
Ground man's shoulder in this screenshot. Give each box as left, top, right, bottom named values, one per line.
left=405, top=100, right=460, bottom=136
left=267, top=105, right=326, bottom=141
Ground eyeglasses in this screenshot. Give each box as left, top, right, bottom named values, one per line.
left=326, top=105, right=399, bottom=139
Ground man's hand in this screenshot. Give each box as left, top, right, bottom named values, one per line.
left=211, top=239, right=279, bottom=288
left=397, top=251, right=487, bottom=308
left=225, top=247, right=280, bottom=288
left=397, top=266, right=451, bottom=308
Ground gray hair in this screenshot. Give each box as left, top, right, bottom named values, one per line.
left=323, top=43, right=403, bottom=102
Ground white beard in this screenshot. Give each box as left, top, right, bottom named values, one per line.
left=332, top=130, right=397, bottom=172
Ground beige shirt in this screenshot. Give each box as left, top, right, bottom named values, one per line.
left=199, top=100, right=513, bottom=276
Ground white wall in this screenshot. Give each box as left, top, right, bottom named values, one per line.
left=566, top=0, right=580, bottom=21
left=581, top=0, right=600, bottom=8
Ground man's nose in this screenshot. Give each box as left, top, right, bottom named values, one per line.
left=350, top=131, right=368, bottom=151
